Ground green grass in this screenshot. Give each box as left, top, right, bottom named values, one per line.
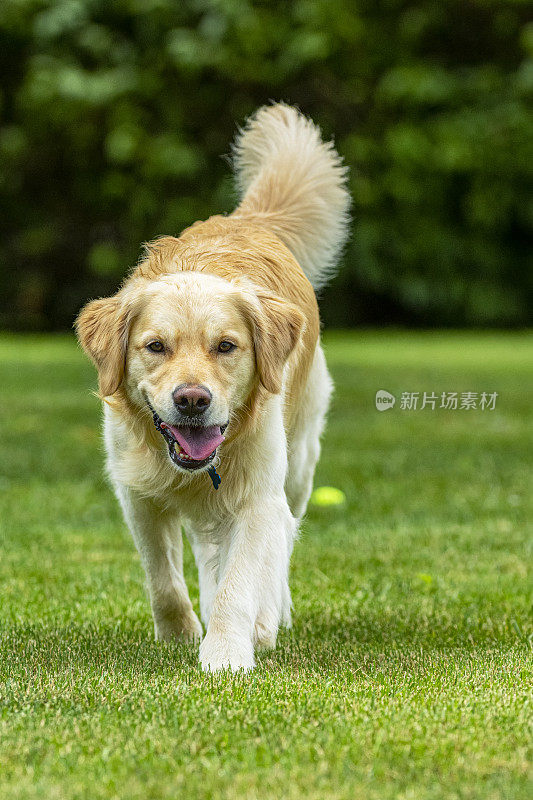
left=1, top=331, right=532, bottom=800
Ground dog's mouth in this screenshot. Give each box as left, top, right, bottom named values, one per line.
left=145, top=398, right=227, bottom=474
left=159, top=422, right=226, bottom=471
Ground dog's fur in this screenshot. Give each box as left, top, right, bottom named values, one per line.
left=76, top=103, right=350, bottom=671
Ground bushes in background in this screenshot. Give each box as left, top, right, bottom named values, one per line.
left=0, top=0, right=531, bottom=328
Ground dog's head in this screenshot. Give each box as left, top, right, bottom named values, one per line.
left=76, top=270, right=304, bottom=473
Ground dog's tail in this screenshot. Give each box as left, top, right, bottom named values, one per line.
left=231, top=103, right=351, bottom=291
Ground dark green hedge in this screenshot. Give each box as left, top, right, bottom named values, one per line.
left=1, top=0, right=531, bottom=329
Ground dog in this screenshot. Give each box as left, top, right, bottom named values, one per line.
left=76, top=103, right=350, bottom=671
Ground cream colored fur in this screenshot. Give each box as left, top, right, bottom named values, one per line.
left=233, top=102, right=350, bottom=290
left=76, top=103, right=349, bottom=671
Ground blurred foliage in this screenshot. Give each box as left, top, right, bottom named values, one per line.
left=0, top=0, right=531, bottom=329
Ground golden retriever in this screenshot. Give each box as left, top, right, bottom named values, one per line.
left=76, top=103, right=350, bottom=671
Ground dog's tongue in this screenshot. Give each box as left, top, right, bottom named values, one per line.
left=165, top=424, right=224, bottom=461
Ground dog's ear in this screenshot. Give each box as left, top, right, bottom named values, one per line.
left=240, top=288, right=305, bottom=394
left=75, top=292, right=134, bottom=397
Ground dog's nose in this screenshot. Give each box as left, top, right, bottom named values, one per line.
left=173, top=384, right=212, bottom=417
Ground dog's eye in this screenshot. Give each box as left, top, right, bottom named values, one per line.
left=146, top=341, right=165, bottom=353
left=218, top=340, right=236, bottom=354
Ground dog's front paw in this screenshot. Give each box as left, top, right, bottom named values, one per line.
left=199, top=631, right=255, bottom=672
left=154, top=608, right=203, bottom=643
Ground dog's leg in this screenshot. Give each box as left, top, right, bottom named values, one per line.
left=199, top=497, right=296, bottom=672
left=188, top=537, right=219, bottom=628
left=116, top=485, right=202, bottom=642
left=286, top=345, right=333, bottom=520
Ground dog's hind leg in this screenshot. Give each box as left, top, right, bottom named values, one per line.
left=116, top=485, right=202, bottom=643
left=286, top=344, right=333, bottom=520
left=188, top=537, right=219, bottom=628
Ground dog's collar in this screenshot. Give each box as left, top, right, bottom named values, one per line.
left=145, top=399, right=222, bottom=490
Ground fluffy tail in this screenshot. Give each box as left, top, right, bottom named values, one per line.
left=231, top=103, right=351, bottom=291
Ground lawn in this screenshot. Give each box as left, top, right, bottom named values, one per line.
left=0, top=331, right=531, bottom=800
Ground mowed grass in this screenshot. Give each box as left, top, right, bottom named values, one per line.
left=0, top=331, right=531, bottom=800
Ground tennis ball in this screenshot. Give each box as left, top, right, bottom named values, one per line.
left=310, top=486, right=346, bottom=507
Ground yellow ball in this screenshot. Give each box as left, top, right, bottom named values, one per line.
left=310, top=486, right=346, bottom=507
